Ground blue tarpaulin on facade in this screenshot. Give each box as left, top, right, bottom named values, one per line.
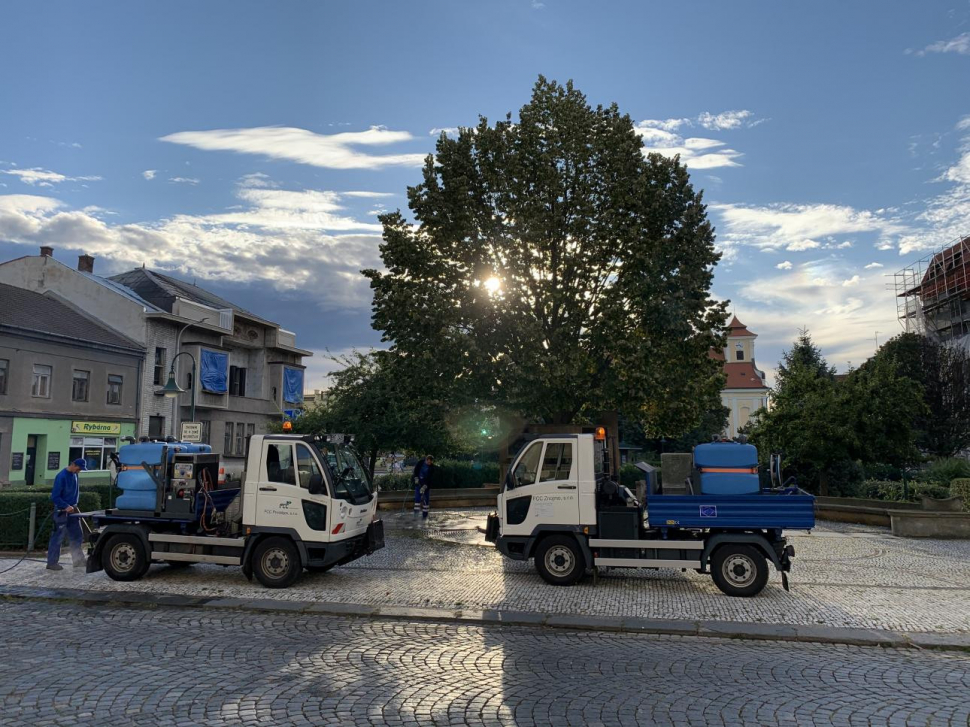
left=200, top=349, right=229, bottom=393
left=283, top=367, right=304, bottom=404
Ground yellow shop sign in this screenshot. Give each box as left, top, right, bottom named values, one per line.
left=71, top=421, right=122, bottom=435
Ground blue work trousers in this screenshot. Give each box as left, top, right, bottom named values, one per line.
left=413, top=484, right=430, bottom=518
left=47, top=511, right=84, bottom=567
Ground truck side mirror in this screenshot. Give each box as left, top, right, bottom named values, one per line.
left=308, top=473, right=325, bottom=495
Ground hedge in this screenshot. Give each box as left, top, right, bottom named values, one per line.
left=375, top=460, right=500, bottom=491
left=0, top=491, right=101, bottom=549
left=951, top=479, right=970, bottom=513
left=861, top=479, right=951, bottom=503
left=4, top=483, right=118, bottom=509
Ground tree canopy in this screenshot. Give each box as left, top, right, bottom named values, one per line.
left=746, top=330, right=926, bottom=495
left=364, top=77, right=727, bottom=434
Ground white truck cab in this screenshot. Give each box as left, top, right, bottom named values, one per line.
left=86, top=433, right=384, bottom=588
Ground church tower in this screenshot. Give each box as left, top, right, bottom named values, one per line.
left=718, top=315, right=769, bottom=437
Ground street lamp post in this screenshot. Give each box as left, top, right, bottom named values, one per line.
left=159, top=351, right=198, bottom=429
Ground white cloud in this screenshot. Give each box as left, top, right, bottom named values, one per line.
left=142, top=170, right=156, bottom=180
left=634, top=110, right=763, bottom=169
left=841, top=275, right=860, bottom=287
left=0, top=168, right=102, bottom=187
left=915, top=32, right=970, bottom=56
left=697, top=110, right=755, bottom=130
left=775, top=261, right=793, bottom=270
left=161, top=125, right=427, bottom=170
left=735, top=264, right=899, bottom=372
left=864, top=262, right=884, bottom=269
left=168, top=177, right=199, bottom=185
left=0, top=188, right=386, bottom=310
left=711, top=202, right=905, bottom=252
left=342, top=191, right=394, bottom=198
left=429, top=127, right=459, bottom=137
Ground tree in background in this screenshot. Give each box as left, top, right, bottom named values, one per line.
left=364, top=76, right=727, bottom=437
left=289, top=350, right=454, bottom=479
left=746, top=330, right=925, bottom=495
left=866, top=333, right=970, bottom=457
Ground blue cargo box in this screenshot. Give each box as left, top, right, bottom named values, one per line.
left=693, top=441, right=760, bottom=495
left=646, top=492, right=815, bottom=530
left=694, top=442, right=758, bottom=467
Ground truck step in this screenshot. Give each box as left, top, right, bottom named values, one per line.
left=594, top=557, right=701, bottom=569
left=148, top=533, right=245, bottom=547
left=152, top=551, right=241, bottom=565
left=588, top=539, right=704, bottom=549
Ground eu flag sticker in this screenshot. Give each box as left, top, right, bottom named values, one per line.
left=700, top=505, right=717, bottom=518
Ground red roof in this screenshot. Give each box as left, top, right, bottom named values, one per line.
left=723, top=361, right=768, bottom=390
left=727, top=315, right=756, bottom=337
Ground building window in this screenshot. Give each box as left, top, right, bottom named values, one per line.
left=735, top=342, right=744, bottom=361
left=72, top=370, right=90, bottom=402
left=148, top=416, right=165, bottom=439
left=153, top=347, right=167, bottom=386
left=0, top=359, right=8, bottom=395
left=69, top=436, right=118, bottom=471
left=31, top=364, right=52, bottom=398
left=106, top=374, right=123, bottom=405
left=199, top=420, right=211, bottom=445
left=247, top=423, right=255, bottom=441
left=235, top=422, right=245, bottom=455
left=229, top=366, right=247, bottom=397
left=224, top=422, right=234, bottom=454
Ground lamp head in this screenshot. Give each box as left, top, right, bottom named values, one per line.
left=160, top=372, right=184, bottom=398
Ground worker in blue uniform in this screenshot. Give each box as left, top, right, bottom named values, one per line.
left=47, top=458, right=87, bottom=571
left=412, top=455, right=436, bottom=519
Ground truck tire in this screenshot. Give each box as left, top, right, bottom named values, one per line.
left=534, top=535, right=584, bottom=586
left=711, top=544, right=769, bottom=597
left=102, top=533, right=150, bottom=582
left=252, top=537, right=301, bottom=588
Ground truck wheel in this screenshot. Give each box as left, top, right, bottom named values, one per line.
left=535, top=535, right=585, bottom=586
left=102, top=534, right=150, bottom=582
left=252, top=537, right=301, bottom=588
left=711, top=544, right=769, bottom=597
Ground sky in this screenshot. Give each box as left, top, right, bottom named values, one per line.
left=1, top=1, right=969, bottom=388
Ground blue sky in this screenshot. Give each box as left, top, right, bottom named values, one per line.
left=1, top=1, right=969, bottom=387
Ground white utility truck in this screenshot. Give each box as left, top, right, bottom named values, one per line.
left=82, top=433, right=384, bottom=588
left=485, top=431, right=814, bottom=597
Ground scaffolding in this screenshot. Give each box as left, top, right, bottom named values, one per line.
left=894, top=235, right=970, bottom=343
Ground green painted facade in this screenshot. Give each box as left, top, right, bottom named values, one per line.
left=7, top=417, right=135, bottom=486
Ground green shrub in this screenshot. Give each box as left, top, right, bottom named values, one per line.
left=862, top=462, right=903, bottom=482
left=916, top=458, right=970, bottom=485
left=4, top=483, right=118, bottom=509
left=0, top=491, right=101, bottom=549
left=374, top=473, right=413, bottom=492
left=861, top=479, right=950, bottom=503
left=951, top=479, right=970, bottom=513
left=620, top=464, right=641, bottom=490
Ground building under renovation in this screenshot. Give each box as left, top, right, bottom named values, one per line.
left=895, top=235, right=970, bottom=348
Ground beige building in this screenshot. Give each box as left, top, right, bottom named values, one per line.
left=715, top=315, right=770, bottom=438
left=303, top=388, right=331, bottom=410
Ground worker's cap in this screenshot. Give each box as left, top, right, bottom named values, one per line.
left=72, top=458, right=88, bottom=470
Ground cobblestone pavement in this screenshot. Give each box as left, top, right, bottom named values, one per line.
left=2, top=510, right=969, bottom=634
left=2, top=600, right=968, bottom=727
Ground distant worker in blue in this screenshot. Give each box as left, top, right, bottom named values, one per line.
left=412, top=455, right=436, bottom=519
left=47, top=458, right=87, bottom=571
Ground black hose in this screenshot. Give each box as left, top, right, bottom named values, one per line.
left=0, top=511, right=54, bottom=575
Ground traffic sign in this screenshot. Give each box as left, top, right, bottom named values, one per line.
left=180, top=422, right=203, bottom=443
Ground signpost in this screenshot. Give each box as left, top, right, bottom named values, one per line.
left=180, top=422, right=203, bottom=443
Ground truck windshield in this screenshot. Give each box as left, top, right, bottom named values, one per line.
left=312, top=442, right=373, bottom=505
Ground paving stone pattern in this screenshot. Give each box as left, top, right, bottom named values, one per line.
left=2, top=600, right=968, bottom=727
left=2, top=510, right=968, bottom=634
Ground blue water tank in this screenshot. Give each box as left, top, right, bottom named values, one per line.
left=115, top=441, right=212, bottom=511
left=693, top=442, right=760, bottom=495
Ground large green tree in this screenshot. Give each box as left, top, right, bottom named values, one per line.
left=865, top=333, right=970, bottom=456
left=364, top=77, right=727, bottom=434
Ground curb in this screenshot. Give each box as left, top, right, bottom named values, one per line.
left=1, top=585, right=968, bottom=652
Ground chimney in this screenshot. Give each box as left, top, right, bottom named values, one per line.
left=40, top=246, right=54, bottom=257
left=78, top=254, right=95, bottom=273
